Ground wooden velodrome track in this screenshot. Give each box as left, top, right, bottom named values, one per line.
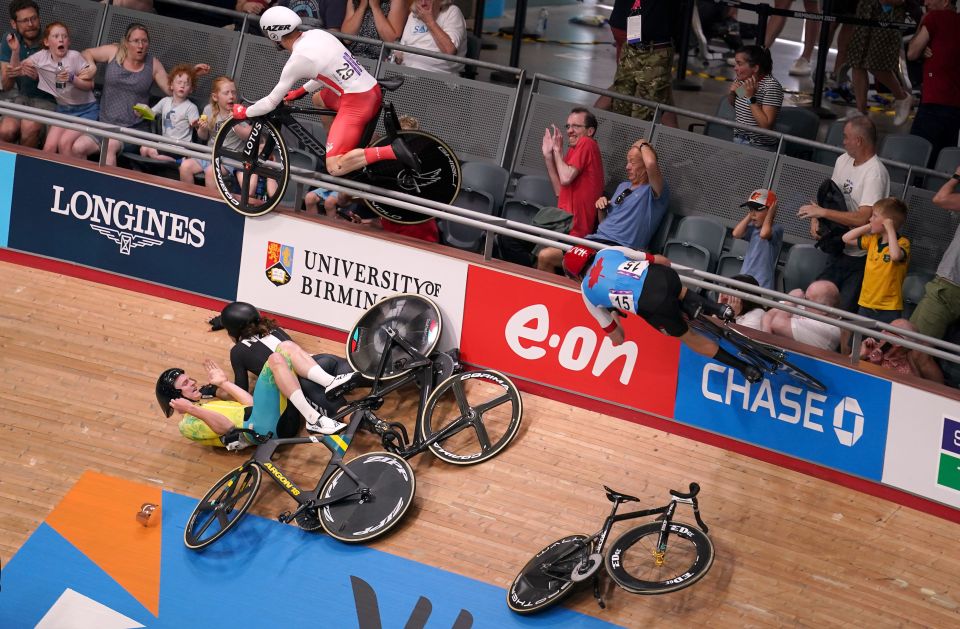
left=1, top=258, right=958, bottom=627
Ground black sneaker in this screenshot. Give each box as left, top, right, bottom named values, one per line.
left=742, top=365, right=763, bottom=384
left=391, top=138, right=421, bottom=172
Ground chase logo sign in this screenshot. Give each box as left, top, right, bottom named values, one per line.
left=674, top=346, right=891, bottom=480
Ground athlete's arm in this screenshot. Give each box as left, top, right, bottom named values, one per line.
left=245, top=54, right=317, bottom=118
left=169, top=398, right=236, bottom=435
left=609, top=246, right=669, bottom=266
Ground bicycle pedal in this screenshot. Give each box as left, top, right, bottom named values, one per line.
left=278, top=511, right=293, bottom=523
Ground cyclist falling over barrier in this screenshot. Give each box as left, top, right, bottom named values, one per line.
left=563, top=245, right=764, bottom=385
left=231, top=6, right=421, bottom=177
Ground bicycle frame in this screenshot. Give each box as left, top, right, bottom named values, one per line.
left=332, top=325, right=466, bottom=461
left=253, top=100, right=403, bottom=171
left=241, top=409, right=373, bottom=523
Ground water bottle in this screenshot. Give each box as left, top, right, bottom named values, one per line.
left=55, top=61, right=66, bottom=91
left=536, top=9, right=548, bottom=36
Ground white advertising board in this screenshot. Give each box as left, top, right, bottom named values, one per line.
left=882, top=383, right=960, bottom=509
left=237, top=214, right=468, bottom=349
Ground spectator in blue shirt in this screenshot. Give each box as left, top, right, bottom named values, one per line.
left=731, top=188, right=783, bottom=290
left=588, top=140, right=669, bottom=250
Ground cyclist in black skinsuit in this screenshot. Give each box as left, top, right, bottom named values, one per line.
left=213, top=302, right=363, bottom=431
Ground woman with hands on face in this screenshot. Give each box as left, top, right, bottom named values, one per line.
left=392, top=0, right=466, bottom=74
left=728, top=44, right=783, bottom=151
left=341, top=0, right=408, bottom=60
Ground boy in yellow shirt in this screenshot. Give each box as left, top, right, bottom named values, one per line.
left=841, top=197, right=910, bottom=324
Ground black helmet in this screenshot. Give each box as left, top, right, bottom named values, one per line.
left=220, top=302, right=260, bottom=339
left=156, top=368, right=185, bottom=418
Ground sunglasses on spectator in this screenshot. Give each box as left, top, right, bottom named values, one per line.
left=615, top=188, right=634, bottom=204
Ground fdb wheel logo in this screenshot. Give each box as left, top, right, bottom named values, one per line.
left=833, top=397, right=864, bottom=446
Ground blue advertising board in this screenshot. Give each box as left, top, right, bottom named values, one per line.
left=674, top=346, right=891, bottom=481
left=0, top=149, right=16, bottom=247
left=6, top=155, right=243, bottom=300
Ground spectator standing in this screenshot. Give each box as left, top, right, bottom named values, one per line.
left=906, top=0, right=960, bottom=166
left=20, top=22, right=96, bottom=155
left=392, top=0, right=466, bottom=74
left=717, top=274, right=766, bottom=330
left=536, top=107, right=605, bottom=273
left=71, top=23, right=210, bottom=166
left=762, top=279, right=843, bottom=351
left=609, top=0, right=682, bottom=127
left=860, top=318, right=944, bottom=382
left=0, top=0, right=56, bottom=147
left=137, top=64, right=199, bottom=162
left=728, top=45, right=783, bottom=151
left=841, top=197, right=910, bottom=323
left=847, top=0, right=913, bottom=125
left=341, top=0, right=407, bottom=60
left=764, top=1, right=821, bottom=76
left=910, top=165, right=960, bottom=339
left=588, top=139, right=668, bottom=250
left=798, top=116, right=890, bottom=314
left=731, top=189, right=784, bottom=290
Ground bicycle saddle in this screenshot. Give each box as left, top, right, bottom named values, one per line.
left=603, top=485, right=640, bottom=504
left=378, top=77, right=404, bottom=92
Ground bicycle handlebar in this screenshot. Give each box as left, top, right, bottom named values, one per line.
left=670, top=483, right=700, bottom=500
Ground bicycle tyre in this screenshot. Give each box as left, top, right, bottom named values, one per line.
left=360, top=130, right=461, bottom=225
left=346, top=293, right=442, bottom=380
left=605, top=521, right=714, bottom=594
left=507, top=534, right=590, bottom=615
left=774, top=353, right=827, bottom=392
left=184, top=464, right=262, bottom=550
left=212, top=117, right=289, bottom=217
left=419, top=369, right=522, bottom=465
left=722, top=325, right=827, bottom=392
left=319, top=451, right=415, bottom=543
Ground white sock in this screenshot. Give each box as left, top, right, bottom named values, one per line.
left=306, top=365, right=335, bottom=387
left=288, top=389, right=321, bottom=424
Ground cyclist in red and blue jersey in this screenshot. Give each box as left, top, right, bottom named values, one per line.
left=230, top=6, right=419, bottom=177
left=564, top=245, right=762, bottom=383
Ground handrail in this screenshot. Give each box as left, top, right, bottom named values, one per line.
left=3, top=103, right=957, bottom=372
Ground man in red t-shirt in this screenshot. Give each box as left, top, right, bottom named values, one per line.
left=536, top=107, right=605, bottom=273
left=906, top=0, right=960, bottom=166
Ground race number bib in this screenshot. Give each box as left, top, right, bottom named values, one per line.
left=609, top=289, right=636, bottom=313
left=626, top=15, right=642, bottom=44
left=616, top=260, right=649, bottom=279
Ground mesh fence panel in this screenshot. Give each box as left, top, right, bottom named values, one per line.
left=771, top=156, right=834, bottom=242
left=903, top=187, right=960, bottom=276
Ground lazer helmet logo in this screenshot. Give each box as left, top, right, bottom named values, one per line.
left=262, top=24, right=291, bottom=32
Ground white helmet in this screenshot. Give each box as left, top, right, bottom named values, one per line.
left=260, top=6, right=301, bottom=43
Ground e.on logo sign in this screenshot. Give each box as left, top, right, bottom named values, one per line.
left=460, top=266, right=679, bottom=417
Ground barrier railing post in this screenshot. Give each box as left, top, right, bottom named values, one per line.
left=673, top=0, right=702, bottom=92
left=756, top=2, right=771, bottom=50
left=810, top=0, right=838, bottom=119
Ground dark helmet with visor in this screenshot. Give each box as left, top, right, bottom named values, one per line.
left=220, top=302, right=261, bottom=339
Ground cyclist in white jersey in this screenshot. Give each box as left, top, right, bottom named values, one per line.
left=231, top=6, right=419, bottom=176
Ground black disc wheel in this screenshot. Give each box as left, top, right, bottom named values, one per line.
left=359, top=130, right=461, bottom=224
left=346, top=293, right=442, bottom=379
left=605, top=522, right=714, bottom=594
left=507, top=535, right=590, bottom=615
left=420, top=369, right=522, bottom=465
left=184, top=464, right=262, bottom=550
left=212, top=117, right=289, bottom=217
left=319, top=452, right=415, bottom=543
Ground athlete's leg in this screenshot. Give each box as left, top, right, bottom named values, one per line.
left=261, top=351, right=347, bottom=434
left=679, top=286, right=735, bottom=320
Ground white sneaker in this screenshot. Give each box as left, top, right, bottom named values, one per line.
left=305, top=414, right=347, bottom=435
left=893, top=94, right=914, bottom=126
left=325, top=371, right=362, bottom=398
left=789, top=57, right=812, bottom=76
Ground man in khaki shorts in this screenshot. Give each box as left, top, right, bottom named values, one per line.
left=609, top=0, right=682, bottom=127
